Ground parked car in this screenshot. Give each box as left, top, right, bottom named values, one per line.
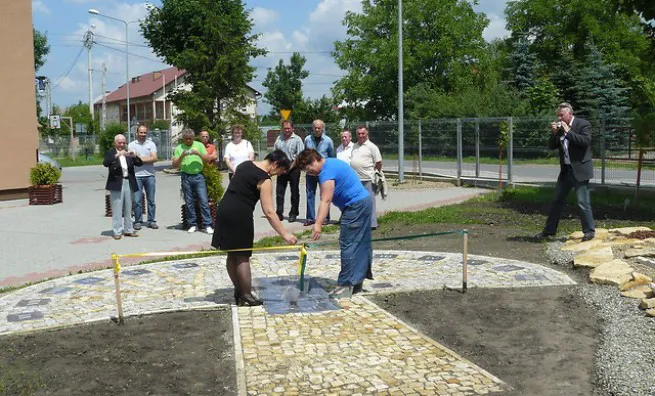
left=38, top=153, right=62, bottom=171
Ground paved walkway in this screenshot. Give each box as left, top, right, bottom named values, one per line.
left=0, top=249, right=576, bottom=395
left=0, top=164, right=487, bottom=287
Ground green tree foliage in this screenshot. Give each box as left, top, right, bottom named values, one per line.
left=571, top=43, right=631, bottom=119
left=262, top=53, right=309, bottom=115
left=613, top=0, right=655, bottom=21
left=33, top=28, right=49, bottom=72
left=294, top=96, right=340, bottom=124
left=99, top=123, right=126, bottom=152
left=333, top=0, right=489, bottom=119
left=506, top=36, right=537, bottom=92
left=141, top=0, right=265, bottom=133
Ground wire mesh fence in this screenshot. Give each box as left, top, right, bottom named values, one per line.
left=40, top=116, right=655, bottom=187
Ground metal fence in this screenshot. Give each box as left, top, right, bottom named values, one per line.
left=39, top=117, right=655, bottom=187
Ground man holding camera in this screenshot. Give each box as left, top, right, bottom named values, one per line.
left=173, top=128, right=214, bottom=234
left=536, top=103, right=595, bottom=241
left=104, top=134, right=143, bottom=240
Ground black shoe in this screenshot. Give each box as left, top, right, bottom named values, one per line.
left=303, top=220, right=315, bottom=227
left=133, top=223, right=142, bottom=231
left=276, top=213, right=284, bottom=222
left=288, top=215, right=297, bottom=223
left=582, top=233, right=595, bottom=242
left=237, top=294, right=263, bottom=307
left=148, top=222, right=159, bottom=229
left=534, top=231, right=554, bottom=240
left=352, top=283, right=363, bottom=294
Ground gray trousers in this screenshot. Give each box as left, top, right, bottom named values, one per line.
left=110, top=179, right=134, bottom=236
left=362, top=181, right=378, bottom=228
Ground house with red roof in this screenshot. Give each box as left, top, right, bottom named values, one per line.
left=94, top=66, right=261, bottom=137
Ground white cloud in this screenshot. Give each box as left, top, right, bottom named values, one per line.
left=482, top=13, right=510, bottom=42
left=32, top=0, right=50, bottom=14
left=57, top=76, right=83, bottom=92
left=251, top=7, right=279, bottom=27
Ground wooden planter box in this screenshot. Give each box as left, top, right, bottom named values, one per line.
left=105, top=193, right=147, bottom=217
left=28, top=184, right=63, bottom=205
left=181, top=200, right=217, bottom=229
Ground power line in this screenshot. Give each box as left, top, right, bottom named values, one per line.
left=94, top=42, right=165, bottom=63
left=93, top=33, right=150, bottom=48
left=50, top=45, right=85, bottom=91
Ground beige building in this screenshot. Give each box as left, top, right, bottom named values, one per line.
left=0, top=2, right=38, bottom=200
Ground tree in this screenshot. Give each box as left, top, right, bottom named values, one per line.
left=262, top=53, right=309, bottom=115
left=293, top=96, right=340, bottom=125
left=332, top=0, right=489, bottom=119
left=33, top=27, right=49, bottom=72
left=506, top=36, right=537, bottom=92
left=141, top=0, right=265, bottom=134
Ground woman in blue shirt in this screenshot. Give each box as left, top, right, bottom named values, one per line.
left=295, top=148, right=373, bottom=296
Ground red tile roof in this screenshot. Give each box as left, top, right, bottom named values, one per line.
left=98, top=66, right=185, bottom=104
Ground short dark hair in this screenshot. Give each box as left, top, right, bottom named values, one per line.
left=294, top=148, right=323, bottom=170
left=355, top=124, right=367, bottom=132
left=264, top=149, right=291, bottom=171
left=282, top=120, right=294, bottom=128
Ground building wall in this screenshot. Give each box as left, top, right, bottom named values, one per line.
left=0, top=2, right=38, bottom=199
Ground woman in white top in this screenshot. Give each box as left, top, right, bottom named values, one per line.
left=223, top=124, right=255, bottom=179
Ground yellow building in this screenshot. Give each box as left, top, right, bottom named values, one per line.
left=0, top=2, right=38, bottom=200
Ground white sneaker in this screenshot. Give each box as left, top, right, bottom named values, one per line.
left=205, top=226, right=214, bottom=235
left=188, top=226, right=197, bottom=233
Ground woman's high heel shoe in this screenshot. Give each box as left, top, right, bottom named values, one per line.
left=237, top=294, right=263, bottom=307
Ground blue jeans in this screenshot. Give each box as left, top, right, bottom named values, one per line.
left=305, top=174, right=329, bottom=222
left=544, top=166, right=595, bottom=235
left=181, top=172, right=212, bottom=228
left=134, top=175, right=156, bottom=224
left=338, top=195, right=373, bottom=286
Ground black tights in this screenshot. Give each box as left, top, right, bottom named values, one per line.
left=225, top=253, right=253, bottom=297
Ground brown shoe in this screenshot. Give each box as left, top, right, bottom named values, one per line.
left=124, top=233, right=139, bottom=237
left=113, top=235, right=122, bottom=240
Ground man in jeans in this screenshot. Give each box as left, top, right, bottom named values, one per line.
left=274, top=120, right=304, bottom=222
left=172, top=128, right=214, bottom=234
left=303, top=119, right=335, bottom=226
left=128, top=125, right=158, bottom=230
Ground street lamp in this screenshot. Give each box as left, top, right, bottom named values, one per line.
left=397, top=0, right=405, bottom=183
left=88, top=8, right=131, bottom=139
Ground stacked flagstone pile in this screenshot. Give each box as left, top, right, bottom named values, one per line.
left=561, top=226, right=655, bottom=318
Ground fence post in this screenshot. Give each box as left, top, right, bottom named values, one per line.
left=418, top=119, right=423, bottom=181
left=508, top=117, right=514, bottom=185
left=257, top=139, right=262, bottom=161
left=600, top=115, right=606, bottom=185
left=475, top=119, right=480, bottom=178
left=456, top=118, right=462, bottom=186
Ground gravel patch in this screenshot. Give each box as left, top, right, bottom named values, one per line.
left=546, top=241, right=655, bottom=396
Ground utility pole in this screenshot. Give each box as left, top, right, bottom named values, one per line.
left=397, top=0, right=405, bottom=183
left=84, top=29, right=94, bottom=118
left=101, top=63, right=107, bottom=132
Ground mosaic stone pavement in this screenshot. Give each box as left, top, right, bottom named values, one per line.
left=0, top=250, right=576, bottom=394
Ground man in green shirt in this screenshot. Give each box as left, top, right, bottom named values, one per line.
left=173, top=128, right=214, bottom=234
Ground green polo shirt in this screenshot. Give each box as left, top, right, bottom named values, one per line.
left=174, top=141, right=207, bottom=175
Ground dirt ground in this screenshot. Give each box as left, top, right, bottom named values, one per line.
left=0, top=309, right=236, bottom=396
left=0, top=223, right=603, bottom=395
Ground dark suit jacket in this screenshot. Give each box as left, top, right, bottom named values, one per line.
left=548, top=117, right=593, bottom=181
left=103, top=148, right=143, bottom=192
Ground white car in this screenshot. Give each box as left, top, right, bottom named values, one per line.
left=38, top=153, right=62, bottom=171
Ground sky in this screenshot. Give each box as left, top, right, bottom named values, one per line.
left=32, top=0, right=510, bottom=115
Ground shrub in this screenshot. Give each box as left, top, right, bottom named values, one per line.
left=99, top=123, right=126, bottom=152
left=202, top=165, right=224, bottom=203
left=30, top=163, right=61, bottom=186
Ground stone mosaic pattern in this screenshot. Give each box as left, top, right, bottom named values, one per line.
left=238, top=297, right=505, bottom=395
left=0, top=250, right=574, bottom=336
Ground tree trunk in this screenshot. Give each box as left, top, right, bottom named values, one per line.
left=635, top=149, right=644, bottom=200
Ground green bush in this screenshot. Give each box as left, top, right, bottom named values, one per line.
left=202, top=165, right=224, bottom=203
left=150, top=119, right=170, bottom=131
left=99, top=123, right=126, bottom=152
left=30, top=163, right=61, bottom=186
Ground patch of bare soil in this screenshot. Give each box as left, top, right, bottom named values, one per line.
left=0, top=309, right=236, bottom=396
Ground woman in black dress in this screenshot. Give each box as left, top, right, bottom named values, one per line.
left=212, top=150, right=297, bottom=306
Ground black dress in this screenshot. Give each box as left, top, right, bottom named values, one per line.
left=211, top=162, right=270, bottom=257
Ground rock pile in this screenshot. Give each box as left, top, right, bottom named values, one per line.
left=562, top=226, right=655, bottom=318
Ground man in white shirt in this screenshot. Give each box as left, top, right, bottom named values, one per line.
left=336, top=128, right=354, bottom=164
left=350, top=125, right=382, bottom=229
left=128, top=125, right=158, bottom=230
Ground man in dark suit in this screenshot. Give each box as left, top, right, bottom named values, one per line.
left=104, top=134, right=143, bottom=240
left=537, top=103, right=595, bottom=241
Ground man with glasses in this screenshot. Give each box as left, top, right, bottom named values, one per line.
left=303, top=119, right=335, bottom=226
left=172, top=128, right=214, bottom=234
left=128, top=124, right=158, bottom=230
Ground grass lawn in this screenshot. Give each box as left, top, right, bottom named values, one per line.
left=56, top=155, right=104, bottom=167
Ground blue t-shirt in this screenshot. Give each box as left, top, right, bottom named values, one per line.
left=318, top=158, right=370, bottom=210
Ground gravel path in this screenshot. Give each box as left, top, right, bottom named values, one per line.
left=546, top=241, right=655, bottom=396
